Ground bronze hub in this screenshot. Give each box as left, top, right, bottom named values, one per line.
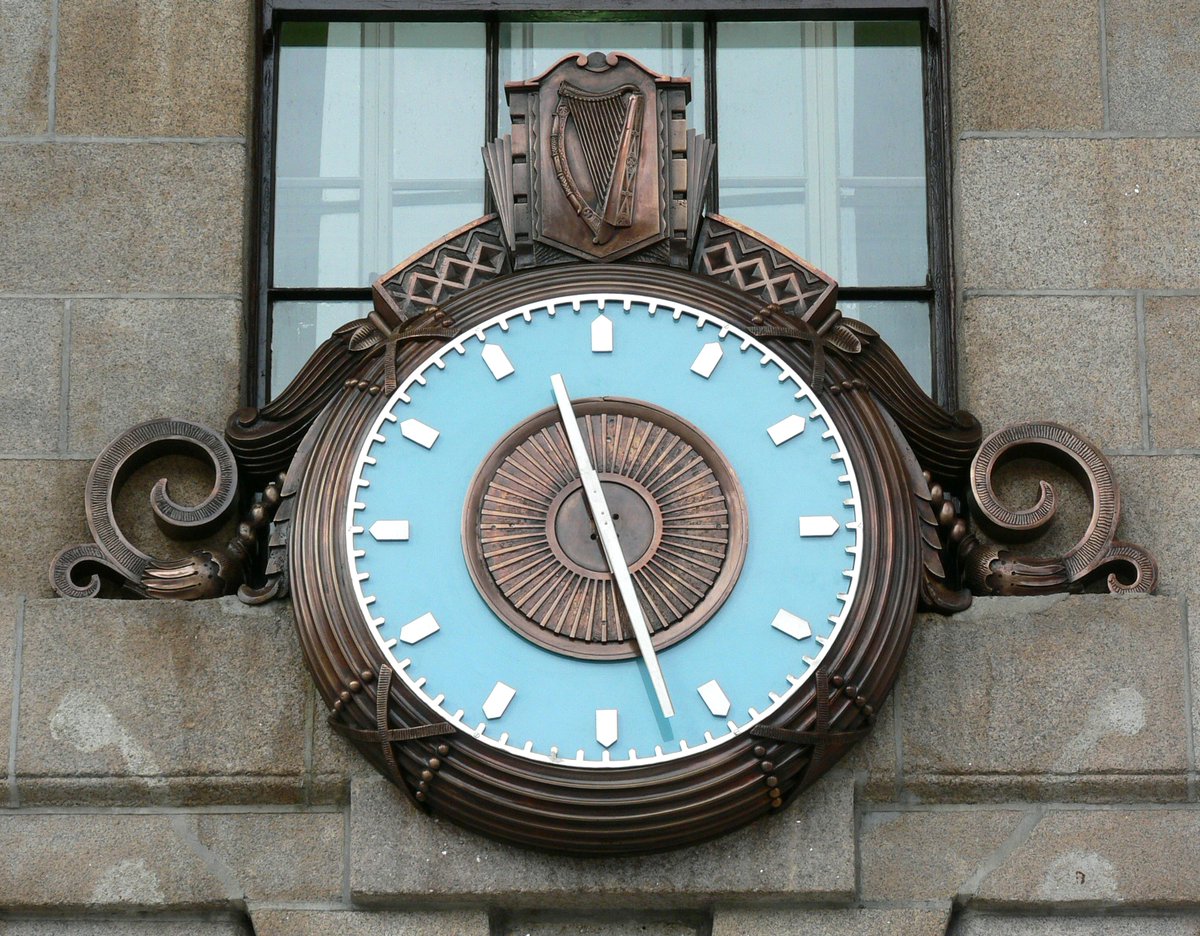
left=462, top=397, right=748, bottom=660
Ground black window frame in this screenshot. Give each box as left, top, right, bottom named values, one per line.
left=250, top=0, right=956, bottom=409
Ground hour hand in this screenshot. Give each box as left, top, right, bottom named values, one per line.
left=549, top=373, right=675, bottom=718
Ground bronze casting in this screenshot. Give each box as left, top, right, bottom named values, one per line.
left=462, top=397, right=747, bottom=661
left=49, top=51, right=1159, bottom=855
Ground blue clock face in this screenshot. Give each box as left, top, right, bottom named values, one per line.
left=347, top=293, right=863, bottom=767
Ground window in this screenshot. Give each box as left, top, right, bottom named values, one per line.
left=253, top=3, right=953, bottom=405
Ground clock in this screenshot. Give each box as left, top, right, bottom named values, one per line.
left=289, top=264, right=922, bottom=854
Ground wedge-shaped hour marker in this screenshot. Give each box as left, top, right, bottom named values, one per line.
left=368, top=519, right=410, bottom=541
left=596, top=709, right=619, bottom=748
left=481, top=343, right=515, bottom=380
left=591, top=314, right=614, bottom=352
left=400, top=418, right=439, bottom=449
left=690, top=342, right=723, bottom=378
left=697, top=679, right=731, bottom=717
left=767, top=414, right=806, bottom=445
left=799, top=515, right=840, bottom=537
left=771, top=608, right=812, bottom=641
left=482, top=681, right=516, bottom=719
left=399, top=612, right=440, bottom=644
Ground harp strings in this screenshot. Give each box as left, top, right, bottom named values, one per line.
left=560, top=84, right=635, bottom=197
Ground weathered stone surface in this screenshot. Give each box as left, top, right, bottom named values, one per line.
left=712, top=908, right=950, bottom=936
left=840, top=691, right=899, bottom=800
left=0, top=814, right=227, bottom=910
left=898, top=596, right=1188, bottom=800
left=0, top=300, right=62, bottom=456
left=194, top=811, right=343, bottom=902
left=497, top=914, right=701, bottom=936
left=350, top=771, right=855, bottom=907
left=0, top=459, right=89, bottom=599
left=311, top=707, right=367, bottom=803
left=950, top=0, right=1102, bottom=131
left=958, top=138, right=1200, bottom=290
left=0, top=0, right=50, bottom=135
left=1106, top=0, right=1200, bottom=132
left=859, top=807, right=1028, bottom=900
left=960, top=295, right=1140, bottom=447
left=0, top=599, right=16, bottom=782
left=956, top=913, right=1200, bottom=935
left=15, top=599, right=308, bottom=805
left=975, top=806, right=1200, bottom=906
left=0, top=921, right=250, bottom=935
left=1144, top=297, right=1200, bottom=449
left=67, top=299, right=240, bottom=455
left=250, top=911, right=488, bottom=936
left=0, top=144, right=244, bottom=294
left=56, top=0, right=251, bottom=137
left=1114, top=456, right=1200, bottom=597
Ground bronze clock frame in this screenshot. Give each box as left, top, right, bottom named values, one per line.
left=289, top=263, right=922, bottom=854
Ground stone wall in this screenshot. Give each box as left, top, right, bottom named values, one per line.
left=1, top=1, right=1197, bottom=933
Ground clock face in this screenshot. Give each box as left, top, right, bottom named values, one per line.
left=345, top=292, right=864, bottom=767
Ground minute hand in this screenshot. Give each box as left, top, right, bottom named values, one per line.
left=550, top=374, right=675, bottom=718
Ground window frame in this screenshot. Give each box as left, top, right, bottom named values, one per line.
left=249, top=0, right=956, bottom=409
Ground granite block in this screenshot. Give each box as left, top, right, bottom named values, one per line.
left=0, top=143, right=244, bottom=294
left=56, top=0, right=251, bottom=137
left=975, top=806, right=1200, bottom=906
left=898, top=596, right=1188, bottom=800
left=1106, top=0, right=1200, bottom=132
left=1113, top=455, right=1200, bottom=597
left=0, top=459, right=89, bottom=599
left=0, top=598, right=16, bottom=784
left=250, top=911, right=488, bottom=936
left=960, top=295, right=1140, bottom=447
left=67, top=299, right=240, bottom=455
left=1144, top=296, right=1200, bottom=449
left=0, top=814, right=227, bottom=910
left=958, top=138, right=1200, bottom=291
left=193, top=811, right=344, bottom=902
left=951, top=0, right=1103, bottom=131
left=859, top=807, right=1029, bottom=901
left=712, top=907, right=950, bottom=936
left=0, top=300, right=62, bottom=456
left=956, top=913, right=1200, bottom=935
left=0, top=921, right=250, bottom=935
left=15, top=598, right=307, bottom=805
left=350, top=771, right=855, bottom=907
left=0, top=0, right=51, bottom=135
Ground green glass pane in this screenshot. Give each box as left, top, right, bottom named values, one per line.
left=275, top=21, right=486, bottom=288
left=270, top=300, right=373, bottom=399
left=718, top=21, right=927, bottom=287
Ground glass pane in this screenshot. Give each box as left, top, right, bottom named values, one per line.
left=271, top=300, right=373, bottom=398
left=838, top=300, right=932, bottom=392
left=718, top=21, right=927, bottom=286
left=499, top=21, right=704, bottom=133
left=275, top=21, right=487, bottom=288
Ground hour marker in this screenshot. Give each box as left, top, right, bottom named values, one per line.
left=591, top=314, right=614, bottom=352
left=481, top=343, right=515, bottom=380
left=799, top=515, right=840, bottom=537
left=368, top=519, right=410, bottom=541
left=767, top=414, right=806, bottom=445
left=772, top=609, right=812, bottom=641
left=697, top=679, right=731, bottom=717
left=400, top=418, right=439, bottom=449
left=596, top=709, right=619, bottom=748
left=399, top=612, right=440, bottom=644
left=690, top=342, right=723, bottom=378
left=482, top=681, right=516, bottom=719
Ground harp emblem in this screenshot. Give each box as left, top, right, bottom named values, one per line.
left=550, top=82, right=645, bottom=245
